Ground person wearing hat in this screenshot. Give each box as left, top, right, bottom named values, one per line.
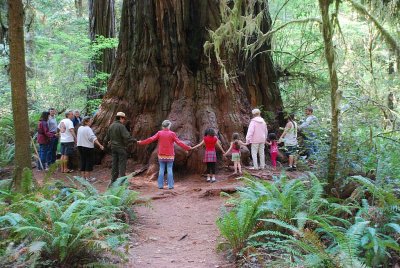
left=246, top=108, right=268, bottom=170
left=104, top=112, right=136, bottom=183
left=137, top=120, right=191, bottom=189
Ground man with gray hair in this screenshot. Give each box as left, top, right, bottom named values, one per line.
left=299, top=107, right=318, bottom=158
left=246, top=108, right=268, bottom=169
left=104, top=112, right=136, bottom=183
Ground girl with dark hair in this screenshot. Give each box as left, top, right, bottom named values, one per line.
left=224, top=132, right=248, bottom=175
left=192, top=128, right=226, bottom=182
left=279, top=113, right=298, bottom=171
left=37, top=111, right=54, bottom=170
left=266, top=133, right=279, bottom=170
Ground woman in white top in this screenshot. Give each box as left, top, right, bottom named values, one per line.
left=279, top=113, right=298, bottom=171
left=77, top=116, right=104, bottom=181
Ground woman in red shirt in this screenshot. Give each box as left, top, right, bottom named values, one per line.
left=137, top=120, right=191, bottom=189
left=192, top=128, right=225, bottom=182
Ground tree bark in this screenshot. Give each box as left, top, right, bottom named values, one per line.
left=93, top=0, right=283, bottom=174
left=8, top=0, right=31, bottom=191
left=0, top=3, right=7, bottom=46
left=319, top=0, right=340, bottom=190
left=88, top=0, right=116, bottom=100
left=75, top=0, right=83, bottom=17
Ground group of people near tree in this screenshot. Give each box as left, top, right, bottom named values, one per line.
left=36, top=106, right=318, bottom=188
left=36, top=109, right=104, bottom=181
left=103, top=108, right=318, bottom=189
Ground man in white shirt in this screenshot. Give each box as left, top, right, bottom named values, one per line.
left=299, top=107, right=318, bottom=158
left=58, top=111, right=77, bottom=173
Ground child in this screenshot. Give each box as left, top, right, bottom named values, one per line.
left=192, top=128, right=225, bottom=182
left=224, top=133, right=247, bottom=174
left=266, top=133, right=279, bottom=170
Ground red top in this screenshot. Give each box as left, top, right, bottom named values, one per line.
left=37, top=120, right=54, bottom=145
left=270, top=141, right=278, bottom=153
left=139, top=129, right=190, bottom=156
left=204, top=135, right=218, bottom=151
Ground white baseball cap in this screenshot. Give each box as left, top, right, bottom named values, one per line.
left=116, top=112, right=126, bottom=117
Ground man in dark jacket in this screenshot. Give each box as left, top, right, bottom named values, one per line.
left=104, top=112, right=136, bottom=183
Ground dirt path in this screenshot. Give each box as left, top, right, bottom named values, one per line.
left=127, top=173, right=240, bottom=268
left=31, top=164, right=284, bottom=268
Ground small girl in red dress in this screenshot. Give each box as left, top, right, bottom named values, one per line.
left=266, top=133, right=279, bottom=170
left=192, top=128, right=225, bottom=182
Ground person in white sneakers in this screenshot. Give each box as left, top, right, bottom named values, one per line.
left=246, top=108, right=268, bottom=170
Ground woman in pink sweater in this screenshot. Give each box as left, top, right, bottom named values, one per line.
left=137, top=120, right=191, bottom=189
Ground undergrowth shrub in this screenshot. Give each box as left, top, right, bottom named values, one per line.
left=0, top=171, right=138, bottom=267
left=217, top=173, right=400, bottom=267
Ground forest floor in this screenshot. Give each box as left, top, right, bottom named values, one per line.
left=31, top=161, right=303, bottom=268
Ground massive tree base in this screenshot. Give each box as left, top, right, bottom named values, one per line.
left=93, top=0, right=283, bottom=174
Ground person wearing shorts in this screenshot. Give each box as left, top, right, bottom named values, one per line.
left=58, top=111, right=76, bottom=173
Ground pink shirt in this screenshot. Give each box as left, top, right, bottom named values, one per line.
left=139, top=129, right=190, bottom=156
left=246, top=116, right=268, bottom=144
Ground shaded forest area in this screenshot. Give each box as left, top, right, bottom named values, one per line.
left=0, top=0, right=399, bottom=267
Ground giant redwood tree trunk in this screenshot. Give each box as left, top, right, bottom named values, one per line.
left=93, top=0, right=283, bottom=174
left=88, top=0, right=116, bottom=100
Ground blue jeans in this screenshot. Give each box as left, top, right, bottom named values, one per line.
left=304, top=134, right=318, bottom=157
left=38, top=143, right=49, bottom=170
left=158, top=161, right=174, bottom=189
left=47, top=136, right=58, bottom=164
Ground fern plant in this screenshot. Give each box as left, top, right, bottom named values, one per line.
left=217, top=197, right=265, bottom=256
left=0, top=174, right=138, bottom=266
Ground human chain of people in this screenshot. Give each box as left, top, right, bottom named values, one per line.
left=36, top=108, right=318, bottom=189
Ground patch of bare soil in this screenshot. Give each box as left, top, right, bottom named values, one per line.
left=31, top=162, right=294, bottom=268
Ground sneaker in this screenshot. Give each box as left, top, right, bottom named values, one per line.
left=211, top=177, right=216, bottom=183
left=206, top=177, right=211, bottom=182
left=168, top=187, right=174, bottom=190
left=292, top=166, right=297, bottom=171
left=88, top=177, right=97, bottom=182
left=286, top=166, right=294, bottom=171
left=248, top=167, right=258, bottom=170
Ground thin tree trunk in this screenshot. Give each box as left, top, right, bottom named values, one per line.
left=93, top=0, right=283, bottom=174
left=75, top=0, right=83, bottom=17
left=8, top=0, right=31, bottom=191
left=319, top=0, right=340, bottom=190
left=88, top=0, right=116, bottom=100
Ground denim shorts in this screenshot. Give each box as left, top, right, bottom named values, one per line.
left=285, top=145, right=298, bottom=156
left=60, top=142, right=75, bottom=156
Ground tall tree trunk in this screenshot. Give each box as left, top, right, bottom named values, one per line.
left=93, top=0, right=283, bottom=174
left=319, top=0, right=340, bottom=190
left=75, top=0, right=83, bottom=17
left=8, top=0, right=31, bottom=191
left=0, top=4, right=7, bottom=46
left=87, top=0, right=116, bottom=100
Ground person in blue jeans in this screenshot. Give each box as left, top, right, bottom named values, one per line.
left=37, top=111, right=54, bottom=170
left=299, top=107, right=319, bottom=158
left=47, top=108, right=58, bottom=165
left=137, top=120, right=191, bottom=189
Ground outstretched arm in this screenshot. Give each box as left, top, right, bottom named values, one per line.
left=239, top=140, right=249, bottom=146
left=191, top=140, right=204, bottom=150
left=224, top=143, right=233, bottom=156
left=138, top=132, right=160, bottom=145
left=216, top=140, right=226, bottom=154
left=173, top=134, right=191, bottom=151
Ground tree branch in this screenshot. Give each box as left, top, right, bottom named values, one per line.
left=346, top=0, right=400, bottom=55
